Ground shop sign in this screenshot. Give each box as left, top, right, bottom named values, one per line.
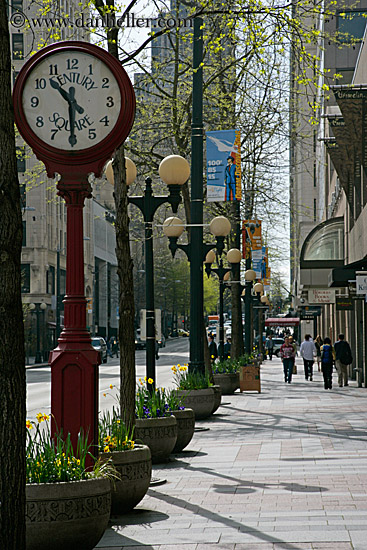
left=356, top=274, right=367, bottom=294
left=336, top=297, right=354, bottom=310
left=308, top=289, right=335, bottom=304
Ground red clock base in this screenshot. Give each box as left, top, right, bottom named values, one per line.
left=50, top=178, right=100, bottom=461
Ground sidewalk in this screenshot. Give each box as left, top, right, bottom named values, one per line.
left=96, top=356, right=367, bottom=550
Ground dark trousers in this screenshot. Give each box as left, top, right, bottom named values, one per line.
left=267, top=349, right=273, bottom=360
left=322, top=363, right=333, bottom=389
left=303, top=359, right=313, bottom=380
left=283, top=359, right=293, bottom=383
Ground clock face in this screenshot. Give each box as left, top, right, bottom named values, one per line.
left=22, top=50, right=122, bottom=151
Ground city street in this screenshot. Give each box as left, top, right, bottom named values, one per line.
left=26, top=337, right=189, bottom=420
left=96, top=356, right=367, bottom=550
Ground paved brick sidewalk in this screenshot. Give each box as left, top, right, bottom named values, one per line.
left=96, top=357, right=367, bottom=550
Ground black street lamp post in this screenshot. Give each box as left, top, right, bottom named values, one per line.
left=242, top=269, right=257, bottom=354
left=163, top=215, right=233, bottom=371
left=106, top=156, right=189, bottom=391
left=204, top=248, right=242, bottom=362
left=30, top=302, right=47, bottom=363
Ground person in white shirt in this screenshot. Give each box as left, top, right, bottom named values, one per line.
left=300, top=334, right=317, bottom=381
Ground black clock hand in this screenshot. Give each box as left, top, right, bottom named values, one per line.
left=68, top=87, right=77, bottom=147
left=49, top=79, right=84, bottom=114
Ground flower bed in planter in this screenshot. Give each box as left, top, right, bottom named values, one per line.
left=134, top=415, right=177, bottom=463
left=171, top=408, right=195, bottom=452
left=213, top=372, right=239, bottom=394
left=26, top=478, right=111, bottom=550
left=101, top=445, right=152, bottom=514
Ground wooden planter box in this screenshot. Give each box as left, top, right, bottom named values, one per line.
left=239, top=364, right=261, bottom=393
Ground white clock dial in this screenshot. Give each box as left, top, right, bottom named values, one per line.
left=22, top=51, right=122, bottom=151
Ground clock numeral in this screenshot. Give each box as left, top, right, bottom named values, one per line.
left=99, top=116, right=109, bottom=126
left=102, top=77, right=109, bottom=89
left=30, top=96, right=39, bottom=108
left=66, top=58, right=78, bottom=70
left=50, top=129, right=58, bottom=140
left=49, top=64, right=58, bottom=75
left=35, top=78, right=46, bottom=90
left=88, top=64, right=93, bottom=75
left=88, top=128, right=96, bottom=140
left=36, top=116, right=44, bottom=127
left=106, top=96, right=114, bottom=108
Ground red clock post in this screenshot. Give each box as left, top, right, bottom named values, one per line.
left=13, top=41, right=135, bottom=453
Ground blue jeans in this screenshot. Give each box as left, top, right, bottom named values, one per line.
left=283, top=359, right=294, bottom=382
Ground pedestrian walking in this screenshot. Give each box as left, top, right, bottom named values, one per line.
left=265, top=335, right=274, bottom=360
left=223, top=337, right=231, bottom=359
left=334, top=334, right=353, bottom=387
left=300, top=334, right=316, bottom=381
left=208, top=334, right=218, bottom=364
left=280, top=336, right=296, bottom=383
left=314, top=335, right=323, bottom=371
left=106, top=339, right=113, bottom=358
left=155, top=340, right=159, bottom=360
left=320, top=337, right=335, bottom=390
left=289, top=335, right=297, bottom=374
left=110, top=336, right=119, bottom=358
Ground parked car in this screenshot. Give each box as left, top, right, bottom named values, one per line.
left=91, top=336, right=108, bottom=363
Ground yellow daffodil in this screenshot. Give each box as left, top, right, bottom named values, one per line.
left=36, top=412, right=44, bottom=423
left=144, top=376, right=147, bottom=381
left=104, top=445, right=110, bottom=453
left=26, top=420, right=32, bottom=430
left=148, top=378, right=153, bottom=384
left=103, top=393, right=106, bottom=397
left=109, top=384, right=113, bottom=389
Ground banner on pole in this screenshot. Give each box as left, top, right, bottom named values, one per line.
left=206, top=129, right=241, bottom=202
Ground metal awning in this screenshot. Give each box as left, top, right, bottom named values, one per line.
left=265, top=318, right=300, bottom=327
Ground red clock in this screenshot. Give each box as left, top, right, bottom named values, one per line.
left=13, top=41, right=135, bottom=178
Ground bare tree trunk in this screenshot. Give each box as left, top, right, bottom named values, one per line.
left=104, top=25, right=136, bottom=429
left=0, top=1, right=26, bottom=546
left=113, top=146, right=136, bottom=430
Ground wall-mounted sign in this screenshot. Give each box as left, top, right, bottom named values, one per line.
left=356, top=274, right=367, bottom=294
left=300, top=306, right=322, bottom=317
left=336, top=297, right=354, bottom=310
left=308, top=289, right=336, bottom=304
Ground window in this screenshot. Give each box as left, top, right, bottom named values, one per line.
left=22, top=221, right=26, bottom=247
left=12, top=34, right=23, bottom=60
left=16, top=146, right=25, bottom=172
left=47, top=266, right=55, bottom=294
left=21, top=264, right=30, bottom=293
left=337, top=11, right=367, bottom=43
left=20, top=183, right=26, bottom=208
left=303, top=219, right=344, bottom=262
left=335, top=68, right=355, bottom=85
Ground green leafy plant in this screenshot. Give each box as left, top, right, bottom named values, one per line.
left=172, top=364, right=212, bottom=390
left=26, top=413, right=93, bottom=484
left=214, top=354, right=252, bottom=374
left=135, top=378, right=173, bottom=419
left=99, top=407, right=135, bottom=453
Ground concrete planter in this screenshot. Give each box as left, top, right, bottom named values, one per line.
left=211, top=384, right=222, bottom=413
left=101, top=444, right=152, bottom=514
left=135, top=415, right=177, bottom=463
left=171, top=408, right=195, bottom=452
left=26, top=477, right=111, bottom=550
left=175, top=387, right=215, bottom=420
left=213, top=372, right=240, bottom=394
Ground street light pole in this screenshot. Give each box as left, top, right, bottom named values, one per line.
left=56, top=248, right=61, bottom=341
left=190, top=16, right=205, bottom=374
left=204, top=248, right=241, bottom=362
left=106, top=156, right=189, bottom=391
left=30, top=302, right=47, bottom=363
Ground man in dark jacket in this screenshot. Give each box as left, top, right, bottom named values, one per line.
left=208, top=334, right=218, bottom=364
left=334, top=334, right=352, bottom=387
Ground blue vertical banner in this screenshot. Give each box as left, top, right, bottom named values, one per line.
left=206, top=129, right=241, bottom=202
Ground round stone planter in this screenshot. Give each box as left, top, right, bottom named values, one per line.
left=134, top=415, right=177, bottom=463
left=175, top=387, right=215, bottom=420
left=213, top=372, right=240, bottom=395
left=211, top=384, right=222, bottom=413
left=171, top=408, right=195, bottom=453
left=101, top=444, right=152, bottom=514
left=26, top=477, right=111, bottom=550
